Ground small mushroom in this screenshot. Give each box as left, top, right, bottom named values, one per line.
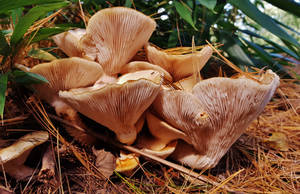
left=80, top=7, right=156, bottom=75
left=148, top=70, right=279, bottom=168
left=0, top=131, right=49, bottom=180
left=145, top=44, right=213, bottom=81
left=115, top=152, right=139, bottom=176
left=59, top=70, right=162, bottom=144
left=52, top=28, right=86, bottom=57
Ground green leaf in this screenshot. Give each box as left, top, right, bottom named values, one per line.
left=228, top=0, right=300, bottom=48
left=10, top=1, right=69, bottom=46
left=30, top=26, right=71, bottom=43
left=168, top=29, right=178, bottom=48
left=264, top=0, right=300, bottom=17
left=28, top=48, right=57, bottom=61
left=197, top=0, right=217, bottom=11
left=0, top=0, right=66, bottom=13
left=124, top=0, right=132, bottom=8
left=174, top=1, right=197, bottom=31
left=0, top=31, right=10, bottom=56
left=10, top=70, right=49, bottom=85
left=11, top=8, right=23, bottom=26
left=242, top=38, right=273, bottom=63
left=239, top=29, right=299, bottom=59
left=218, top=31, right=255, bottom=67
left=0, top=74, right=8, bottom=119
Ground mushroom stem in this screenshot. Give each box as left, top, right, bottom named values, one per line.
left=2, top=164, right=35, bottom=180
left=38, top=145, right=56, bottom=181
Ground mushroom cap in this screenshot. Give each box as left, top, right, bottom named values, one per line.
left=52, top=28, right=86, bottom=57
left=80, top=7, right=156, bottom=75
left=121, top=61, right=173, bottom=82
left=59, top=70, right=162, bottom=144
left=0, top=131, right=49, bottom=165
left=146, top=44, right=213, bottom=81
left=170, top=140, right=217, bottom=169
left=145, top=112, right=188, bottom=151
left=140, top=140, right=177, bottom=159
left=173, top=74, right=198, bottom=92
left=115, top=152, right=139, bottom=175
left=30, top=57, right=104, bottom=104
left=151, top=70, right=279, bottom=168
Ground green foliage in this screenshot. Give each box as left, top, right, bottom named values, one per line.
left=0, top=74, right=8, bottom=119
left=0, top=0, right=70, bottom=119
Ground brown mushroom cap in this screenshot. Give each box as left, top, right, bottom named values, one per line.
left=80, top=7, right=156, bottom=75
left=151, top=70, right=279, bottom=168
left=30, top=57, right=104, bottom=105
left=146, top=44, right=213, bottom=81
left=0, top=131, right=49, bottom=180
left=121, top=61, right=173, bottom=82
left=52, top=28, right=86, bottom=57
left=115, top=152, right=139, bottom=176
left=59, top=70, right=162, bottom=144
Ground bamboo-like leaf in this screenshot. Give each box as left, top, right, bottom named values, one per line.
left=218, top=31, right=255, bottom=67
left=239, top=29, right=299, bottom=59
left=0, top=31, right=10, bottom=56
left=264, top=0, right=300, bottom=17
left=228, top=0, right=300, bottom=48
left=174, top=1, right=197, bottom=30
left=0, top=0, right=65, bottom=13
left=11, top=70, right=49, bottom=84
left=197, top=0, right=217, bottom=11
left=124, top=0, right=132, bottom=7
left=0, top=74, right=8, bottom=119
left=30, top=26, right=71, bottom=43
left=28, top=48, right=57, bottom=61
left=10, top=1, right=69, bottom=46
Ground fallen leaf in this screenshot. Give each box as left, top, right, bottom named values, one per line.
left=92, top=147, right=116, bottom=179
left=265, top=132, right=289, bottom=151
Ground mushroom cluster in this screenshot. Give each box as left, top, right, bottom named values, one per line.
left=30, top=7, right=279, bottom=171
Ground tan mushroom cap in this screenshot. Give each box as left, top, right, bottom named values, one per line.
left=173, top=74, right=198, bottom=92
left=151, top=70, right=279, bottom=168
left=146, top=44, right=213, bottom=81
left=52, top=28, right=86, bottom=57
left=0, top=131, right=49, bottom=180
left=59, top=70, right=162, bottom=145
left=30, top=57, right=104, bottom=105
left=145, top=112, right=188, bottom=151
left=80, top=7, right=156, bottom=75
left=121, top=61, right=173, bottom=82
left=115, top=152, right=139, bottom=176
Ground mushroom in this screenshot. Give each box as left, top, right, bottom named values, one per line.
left=59, top=70, right=162, bottom=145
left=52, top=28, right=86, bottom=57
left=79, top=7, right=156, bottom=75
left=0, top=131, right=49, bottom=180
left=121, top=61, right=173, bottom=82
left=145, top=44, right=213, bottom=81
left=30, top=57, right=104, bottom=144
left=115, top=152, right=139, bottom=176
left=147, top=70, right=279, bottom=168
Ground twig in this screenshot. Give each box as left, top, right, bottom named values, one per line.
left=49, top=114, right=238, bottom=193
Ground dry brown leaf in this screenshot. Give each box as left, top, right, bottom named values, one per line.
left=92, top=147, right=116, bottom=179
left=265, top=132, right=289, bottom=151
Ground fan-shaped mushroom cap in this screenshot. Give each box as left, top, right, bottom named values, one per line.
left=151, top=70, right=279, bottom=168
left=80, top=7, right=156, bottom=75
left=115, top=152, right=139, bottom=176
left=0, top=131, right=49, bottom=180
left=121, top=61, right=173, bottom=82
left=146, top=44, right=213, bottom=81
left=59, top=70, right=162, bottom=144
left=52, top=28, right=86, bottom=57
left=30, top=57, right=104, bottom=105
